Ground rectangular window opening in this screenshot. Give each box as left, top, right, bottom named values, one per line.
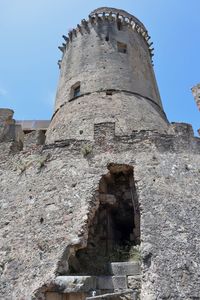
left=106, top=90, right=113, bottom=96
left=117, top=42, right=127, bottom=54
left=72, top=82, right=81, bottom=98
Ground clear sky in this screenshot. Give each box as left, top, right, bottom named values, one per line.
left=0, top=0, right=199, bottom=134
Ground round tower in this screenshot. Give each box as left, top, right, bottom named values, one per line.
left=46, top=7, right=169, bottom=144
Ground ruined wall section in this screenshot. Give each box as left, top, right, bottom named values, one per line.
left=191, top=83, right=200, bottom=111
left=191, top=83, right=200, bottom=135
left=0, top=109, right=23, bottom=146
left=0, top=122, right=200, bottom=299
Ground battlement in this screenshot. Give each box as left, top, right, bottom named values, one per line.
left=0, top=108, right=23, bottom=144
left=45, top=121, right=199, bottom=155
left=191, top=83, right=200, bottom=135
left=0, top=109, right=51, bottom=151
left=90, top=7, right=147, bottom=30
left=191, top=83, right=200, bottom=111
left=58, top=7, right=154, bottom=67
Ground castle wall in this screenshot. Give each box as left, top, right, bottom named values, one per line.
left=47, top=93, right=168, bottom=144
left=1, top=7, right=200, bottom=300
left=0, top=123, right=200, bottom=299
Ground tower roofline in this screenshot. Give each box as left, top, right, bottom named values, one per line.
left=90, top=7, right=147, bottom=31
left=58, top=8, right=153, bottom=64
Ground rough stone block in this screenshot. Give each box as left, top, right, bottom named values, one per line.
left=14, top=124, right=24, bottom=143
left=127, top=275, right=141, bottom=290
left=170, top=122, right=194, bottom=137
left=0, top=108, right=14, bottom=123
left=53, top=276, right=96, bottom=293
left=23, top=130, right=45, bottom=147
left=108, top=262, right=140, bottom=276
left=97, top=276, right=127, bottom=290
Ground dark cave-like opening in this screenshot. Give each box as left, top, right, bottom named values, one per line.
left=69, top=164, right=140, bottom=275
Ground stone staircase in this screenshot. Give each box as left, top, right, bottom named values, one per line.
left=86, top=290, right=136, bottom=300
left=49, top=262, right=141, bottom=300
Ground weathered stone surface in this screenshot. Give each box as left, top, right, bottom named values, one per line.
left=53, top=276, right=96, bottom=293
left=109, top=262, right=141, bottom=276
left=127, top=275, right=141, bottom=290
left=23, top=130, right=46, bottom=149
left=191, top=83, right=200, bottom=111
left=54, top=16, right=162, bottom=111
left=86, top=290, right=135, bottom=300
left=0, top=126, right=199, bottom=299
left=46, top=5, right=169, bottom=144
left=0, top=6, right=200, bottom=300
left=46, top=292, right=85, bottom=300
left=0, top=109, right=24, bottom=144
left=46, top=93, right=169, bottom=144
left=97, top=276, right=127, bottom=290
left=191, top=84, right=200, bottom=135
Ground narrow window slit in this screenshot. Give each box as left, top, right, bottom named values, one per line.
left=117, top=42, right=127, bottom=54
left=117, top=21, right=122, bottom=31
left=105, top=36, right=109, bottom=42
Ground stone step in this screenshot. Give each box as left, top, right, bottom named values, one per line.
left=53, top=276, right=96, bottom=293
left=108, top=262, right=141, bottom=276
left=97, top=276, right=127, bottom=290
left=86, top=289, right=136, bottom=300
left=53, top=275, right=130, bottom=292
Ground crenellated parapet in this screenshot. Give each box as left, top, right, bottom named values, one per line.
left=191, top=83, right=200, bottom=111
left=0, top=108, right=24, bottom=144
left=58, top=7, right=154, bottom=67
left=191, top=83, right=200, bottom=135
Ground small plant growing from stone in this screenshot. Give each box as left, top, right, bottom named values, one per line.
left=109, top=243, right=141, bottom=262
left=81, top=144, right=93, bottom=157
left=15, top=154, right=50, bottom=175
left=36, top=153, right=51, bottom=172
left=16, top=159, right=34, bottom=175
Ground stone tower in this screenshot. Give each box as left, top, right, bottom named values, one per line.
left=46, top=7, right=169, bottom=144
left=0, top=7, right=200, bottom=300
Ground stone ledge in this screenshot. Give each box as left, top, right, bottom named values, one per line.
left=86, top=289, right=136, bottom=300
left=53, top=276, right=96, bottom=293
left=97, top=276, right=127, bottom=290
left=108, top=262, right=141, bottom=276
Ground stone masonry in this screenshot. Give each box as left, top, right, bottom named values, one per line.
left=191, top=83, right=200, bottom=135
left=0, top=7, right=200, bottom=300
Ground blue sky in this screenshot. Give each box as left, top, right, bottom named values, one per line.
left=0, top=0, right=199, bottom=134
